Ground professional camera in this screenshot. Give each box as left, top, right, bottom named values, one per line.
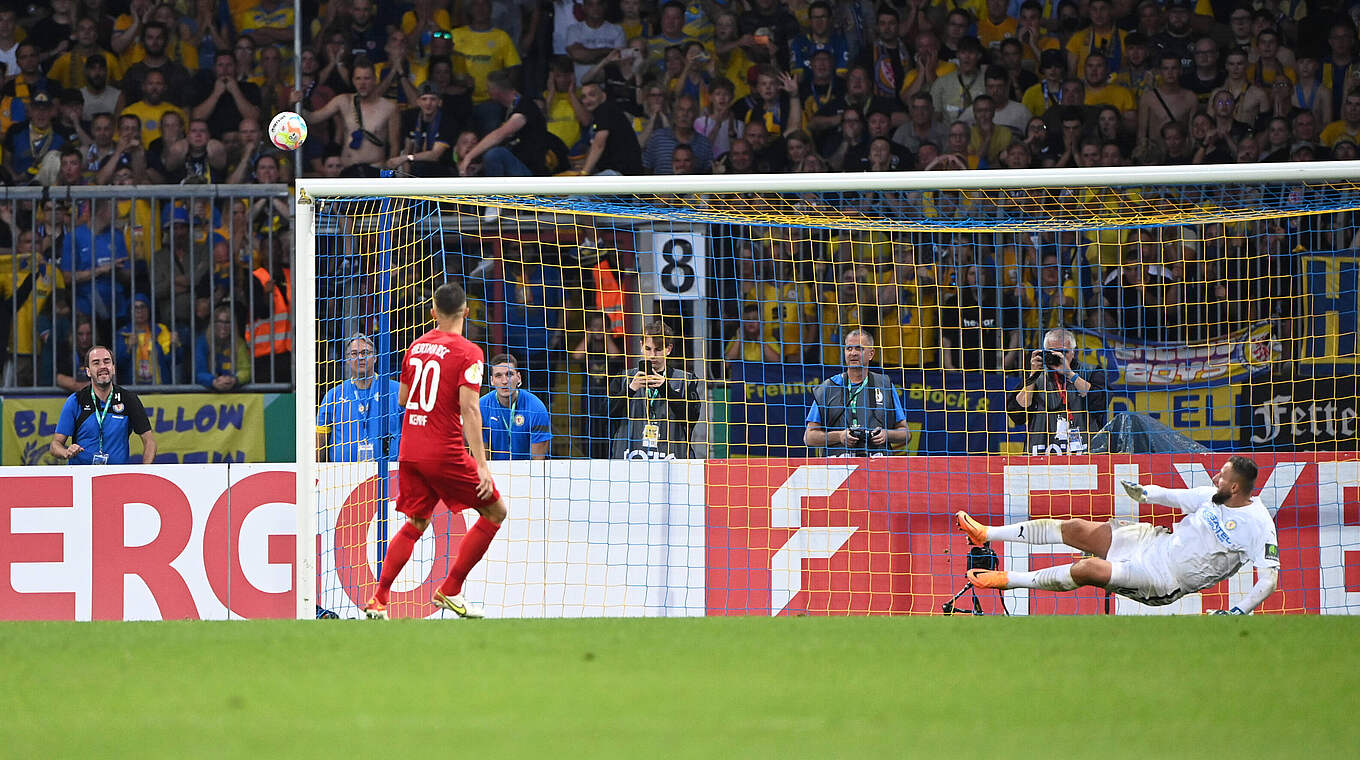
left=942, top=543, right=1006, bottom=615
left=965, top=544, right=999, bottom=572
left=846, top=427, right=881, bottom=448
left=1043, top=350, right=1065, bottom=369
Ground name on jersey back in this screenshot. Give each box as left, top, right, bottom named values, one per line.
left=410, top=343, right=450, bottom=358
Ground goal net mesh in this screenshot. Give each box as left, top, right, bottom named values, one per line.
left=306, top=178, right=1360, bottom=618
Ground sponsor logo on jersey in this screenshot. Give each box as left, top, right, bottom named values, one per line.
left=1265, top=543, right=1279, bottom=561
left=1204, top=510, right=1233, bottom=545
left=465, top=361, right=484, bottom=385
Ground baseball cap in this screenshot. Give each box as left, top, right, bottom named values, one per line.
left=169, top=207, right=191, bottom=225
left=1167, top=0, right=1192, bottom=11
left=30, top=91, right=52, bottom=106
left=418, top=82, right=440, bottom=97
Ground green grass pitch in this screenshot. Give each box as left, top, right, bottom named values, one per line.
left=3, top=617, right=1356, bottom=759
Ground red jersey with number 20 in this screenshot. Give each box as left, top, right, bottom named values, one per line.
left=398, top=328, right=485, bottom=464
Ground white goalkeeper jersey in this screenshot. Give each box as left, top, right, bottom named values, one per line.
left=1143, top=485, right=1281, bottom=592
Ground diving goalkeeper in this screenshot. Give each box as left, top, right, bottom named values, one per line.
left=956, top=456, right=1279, bottom=613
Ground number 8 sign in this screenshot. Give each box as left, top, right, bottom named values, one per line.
left=651, top=232, right=705, bottom=300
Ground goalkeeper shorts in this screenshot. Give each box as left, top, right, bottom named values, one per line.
left=1105, top=519, right=1190, bottom=607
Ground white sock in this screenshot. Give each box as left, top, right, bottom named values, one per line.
left=985, top=518, right=1064, bottom=545
left=1005, top=564, right=1078, bottom=591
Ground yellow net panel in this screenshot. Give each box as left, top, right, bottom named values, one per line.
left=308, top=183, right=1360, bottom=618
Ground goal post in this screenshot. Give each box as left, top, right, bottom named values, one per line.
left=295, top=163, right=1360, bottom=619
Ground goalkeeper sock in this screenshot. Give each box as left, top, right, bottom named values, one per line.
left=986, top=519, right=1064, bottom=545
left=439, top=517, right=501, bottom=597
left=1005, top=564, right=1079, bottom=591
left=374, top=522, right=424, bottom=605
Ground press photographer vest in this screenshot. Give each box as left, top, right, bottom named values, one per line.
left=812, top=371, right=897, bottom=455
left=1015, top=369, right=1098, bottom=455
left=612, top=367, right=701, bottom=460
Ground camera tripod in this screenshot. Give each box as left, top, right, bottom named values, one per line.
left=941, top=543, right=1010, bottom=616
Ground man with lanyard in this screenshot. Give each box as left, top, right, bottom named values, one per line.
left=316, top=335, right=402, bottom=463
left=49, top=345, right=156, bottom=464
left=804, top=329, right=908, bottom=457
left=1008, top=328, right=1107, bottom=455
left=612, top=320, right=702, bottom=460
left=479, top=353, right=552, bottom=460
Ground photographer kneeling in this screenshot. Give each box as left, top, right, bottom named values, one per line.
left=1009, top=328, right=1106, bottom=455
left=805, top=330, right=908, bottom=456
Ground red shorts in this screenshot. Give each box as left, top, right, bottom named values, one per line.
left=396, top=459, right=501, bottom=521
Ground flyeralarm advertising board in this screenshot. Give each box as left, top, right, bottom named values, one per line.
left=2, top=456, right=1355, bottom=619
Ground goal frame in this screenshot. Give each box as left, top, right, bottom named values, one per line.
left=292, top=160, right=1360, bottom=618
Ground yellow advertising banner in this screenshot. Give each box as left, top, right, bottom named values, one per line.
left=2, top=393, right=267, bottom=465
left=1105, top=385, right=1240, bottom=444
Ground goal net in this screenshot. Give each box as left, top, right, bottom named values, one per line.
left=295, top=165, right=1360, bottom=619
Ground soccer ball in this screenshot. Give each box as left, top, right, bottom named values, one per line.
left=269, top=111, right=308, bottom=151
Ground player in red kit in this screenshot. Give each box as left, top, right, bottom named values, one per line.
left=363, top=283, right=507, bottom=619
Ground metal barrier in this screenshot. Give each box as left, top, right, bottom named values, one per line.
left=0, top=184, right=292, bottom=394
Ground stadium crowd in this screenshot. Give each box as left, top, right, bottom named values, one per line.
left=0, top=0, right=1345, bottom=434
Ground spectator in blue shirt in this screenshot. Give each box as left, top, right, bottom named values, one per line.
left=480, top=353, right=552, bottom=460
left=789, top=1, right=851, bottom=81
left=49, top=345, right=157, bottom=464
left=60, top=199, right=132, bottom=336
left=316, top=334, right=403, bottom=462
left=195, top=305, right=252, bottom=391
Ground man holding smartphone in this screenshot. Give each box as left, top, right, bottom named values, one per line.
left=611, top=320, right=702, bottom=460
left=1008, top=328, right=1107, bottom=455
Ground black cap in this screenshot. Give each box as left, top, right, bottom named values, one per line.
left=418, top=82, right=439, bottom=96
left=1040, top=49, right=1066, bottom=70
left=30, top=91, right=52, bottom=106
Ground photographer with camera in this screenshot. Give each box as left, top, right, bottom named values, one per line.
left=1009, top=328, right=1106, bottom=455
left=804, top=329, right=908, bottom=457
left=611, top=320, right=702, bottom=460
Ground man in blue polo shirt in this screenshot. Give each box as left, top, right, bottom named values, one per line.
left=804, top=329, right=908, bottom=457
left=316, top=334, right=403, bottom=462
left=49, top=345, right=157, bottom=464
left=480, top=353, right=552, bottom=460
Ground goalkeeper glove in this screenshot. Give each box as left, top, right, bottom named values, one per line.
left=1209, top=608, right=1246, bottom=615
left=1121, top=480, right=1148, bottom=503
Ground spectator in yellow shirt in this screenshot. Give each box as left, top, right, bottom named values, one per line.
left=120, top=70, right=187, bottom=147
left=542, top=56, right=585, bottom=152
left=978, top=0, right=1018, bottom=52
left=725, top=303, right=781, bottom=364
left=234, top=0, right=294, bottom=48
left=1066, top=0, right=1127, bottom=75
left=1321, top=91, right=1360, bottom=147
left=49, top=16, right=122, bottom=90
left=452, top=0, right=522, bottom=103
left=1082, top=53, right=1136, bottom=124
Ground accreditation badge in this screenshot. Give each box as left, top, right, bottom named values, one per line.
left=642, top=423, right=660, bottom=449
